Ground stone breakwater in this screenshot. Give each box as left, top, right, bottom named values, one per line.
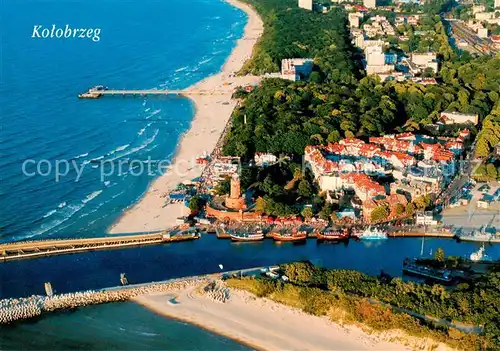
left=0, top=278, right=210, bottom=324
left=202, top=280, right=230, bottom=303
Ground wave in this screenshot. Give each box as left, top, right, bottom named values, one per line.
left=82, top=190, right=103, bottom=204
left=72, top=152, right=89, bottom=160
left=104, top=181, right=111, bottom=187
left=145, top=109, right=161, bottom=120
left=145, top=108, right=151, bottom=112
left=26, top=203, right=85, bottom=239
left=175, top=65, right=189, bottom=72
left=107, top=129, right=159, bottom=162
left=138, top=122, right=153, bottom=136
left=58, top=202, right=66, bottom=208
left=42, top=209, right=57, bottom=218
left=199, top=57, right=213, bottom=65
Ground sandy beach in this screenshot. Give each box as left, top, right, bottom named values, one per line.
left=109, top=0, right=263, bottom=234
left=135, top=285, right=414, bottom=351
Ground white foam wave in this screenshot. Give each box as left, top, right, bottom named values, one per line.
left=145, top=107, right=151, bottom=112
left=58, top=202, right=66, bottom=208
left=104, top=181, right=111, bottom=186
left=108, top=129, right=159, bottom=162
left=27, top=203, right=85, bottom=238
left=73, top=152, right=89, bottom=160
left=82, top=190, right=103, bottom=204
left=175, top=66, right=189, bottom=72
left=42, top=209, right=57, bottom=218
left=199, top=57, right=213, bottom=65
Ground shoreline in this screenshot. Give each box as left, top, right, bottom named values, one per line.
left=108, top=0, right=263, bottom=234
left=135, top=286, right=415, bottom=351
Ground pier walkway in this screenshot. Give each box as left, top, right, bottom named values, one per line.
left=0, top=232, right=199, bottom=262
left=78, top=87, right=230, bottom=99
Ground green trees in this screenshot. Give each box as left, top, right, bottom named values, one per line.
left=188, top=195, right=205, bottom=212
left=434, top=247, right=445, bottom=262
left=371, top=206, right=389, bottom=222
left=239, top=0, right=358, bottom=83
left=395, top=203, right=405, bottom=216
left=214, top=177, right=231, bottom=195
left=301, top=207, right=313, bottom=220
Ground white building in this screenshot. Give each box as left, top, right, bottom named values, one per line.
left=496, top=0, right=500, bottom=9
left=348, top=12, right=363, bottom=28
left=364, top=0, right=376, bottom=9
left=254, top=153, right=278, bottom=167
left=440, top=112, right=479, bottom=125
left=416, top=211, right=438, bottom=225
left=365, top=45, right=394, bottom=76
left=298, top=0, right=313, bottom=10
left=478, top=27, right=488, bottom=38
left=281, top=58, right=314, bottom=81
left=476, top=12, right=494, bottom=20
left=472, top=5, right=486, bottom=14
left=409, top=53, right=439, bottom=73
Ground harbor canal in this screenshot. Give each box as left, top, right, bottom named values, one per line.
left=1, top=234, right=499, bottom=299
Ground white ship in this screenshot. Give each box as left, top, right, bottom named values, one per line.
left=354, top=227, right=388, bottom=240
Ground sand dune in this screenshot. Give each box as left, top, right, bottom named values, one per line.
left=135, top=286, right=412, bottom=351
left=109, top=0, right=263, bottom=234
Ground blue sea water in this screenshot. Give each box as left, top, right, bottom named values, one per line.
left=0, top=0, right=246, bottom=242
left=0, top=302, right=251, bottom=350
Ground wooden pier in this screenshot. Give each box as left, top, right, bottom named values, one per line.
left=0, top=232, right=199, bottom=262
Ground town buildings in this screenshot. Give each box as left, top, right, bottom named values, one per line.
left=496, top=0, right=500, bottom=9
left=406, top=53, right=439, bottom=74
left=281, top=58, right=314, bottom=81
left=304, top=131, right=468, bottom=221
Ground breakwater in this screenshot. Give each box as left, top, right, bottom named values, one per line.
left=0, top=277, right=210, bottom=324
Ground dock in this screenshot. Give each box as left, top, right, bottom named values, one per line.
left=0, top=232, right=199, bottom=262
left=388, top=231, right=455, bottom=238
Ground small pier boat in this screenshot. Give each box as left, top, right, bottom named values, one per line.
left=316, top=228, right=349, bottom=241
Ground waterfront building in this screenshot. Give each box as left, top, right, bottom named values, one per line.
left=212, top=156, right=241, bottom=182
left=281, top=58, right=314, bottom=81
left=298, top=0, right=313, bottom=11
left=416, top=211, right=438, bottom=225
left=225, top=174, right=246, bottom=210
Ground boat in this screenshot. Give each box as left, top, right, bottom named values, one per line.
left=316, top=228, right=349, bottom=241
left=352, top=227, right=388, bottom=240
left=230, top=230, right=264, bottom=242
left=271, top=229, right=307, bottom=242
left=470, top=245, right=492, bottom=262
left=403, top=258, right=453, bottom=283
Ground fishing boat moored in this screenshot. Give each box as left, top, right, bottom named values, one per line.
left=352, top=226, right=388, bottom=240
left=271, top=229, right=307, bottom=242
left=230, top=230, right=265, bottom=242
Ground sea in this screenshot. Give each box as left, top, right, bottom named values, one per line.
left=1, top=0, right=500, bottom=349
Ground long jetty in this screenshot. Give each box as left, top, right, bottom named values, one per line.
left=0, top=232, right=199, bottom=262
